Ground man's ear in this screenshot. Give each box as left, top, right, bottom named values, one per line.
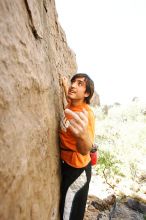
left=84, top=92, right=90, bottom=98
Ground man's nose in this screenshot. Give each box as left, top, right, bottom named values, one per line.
left=71, top=82, right=76, bottom=88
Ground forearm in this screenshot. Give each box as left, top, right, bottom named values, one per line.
left=76, top=133, right=92, bottom=155
left=63, top=84, right=68, bottom=100
left=61, top=76, right=69, bottom=101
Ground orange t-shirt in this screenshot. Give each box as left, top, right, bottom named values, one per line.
left=59, top=102, right=95, bottom=168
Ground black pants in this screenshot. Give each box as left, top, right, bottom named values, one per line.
left=60, top=161, right=91, bottom=220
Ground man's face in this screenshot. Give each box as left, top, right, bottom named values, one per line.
left=68, top=77, right=89, bottom=101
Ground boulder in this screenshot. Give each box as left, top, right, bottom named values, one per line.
left=0, top=0, right=77, bottom=219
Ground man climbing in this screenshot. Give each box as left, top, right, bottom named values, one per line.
left=59, top=73, right=95, bottom=220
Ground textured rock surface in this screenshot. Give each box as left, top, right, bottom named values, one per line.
left=84, top=174, right=145, bottom=219
left=0, top=0, right=77, bottom=219
left=91, top=91, right=100, bottom=106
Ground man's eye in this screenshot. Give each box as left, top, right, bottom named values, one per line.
left=78, top=82, right=82, bottom=86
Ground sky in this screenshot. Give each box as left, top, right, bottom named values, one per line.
left=55, top=0, right=146, bottom=105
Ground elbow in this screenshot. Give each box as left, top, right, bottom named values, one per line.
left=80, top=150, right=89, bottom=156
left=77, top=146, right=92, bottom=156
left=76, top=140, right=92, bottom=155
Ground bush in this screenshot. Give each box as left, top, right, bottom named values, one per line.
left=96, top=149, right=124, bottom=188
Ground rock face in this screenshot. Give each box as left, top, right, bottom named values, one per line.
left=91, top=91, right=100, bottom=107
left=0, top=1, right=77, bottom=219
